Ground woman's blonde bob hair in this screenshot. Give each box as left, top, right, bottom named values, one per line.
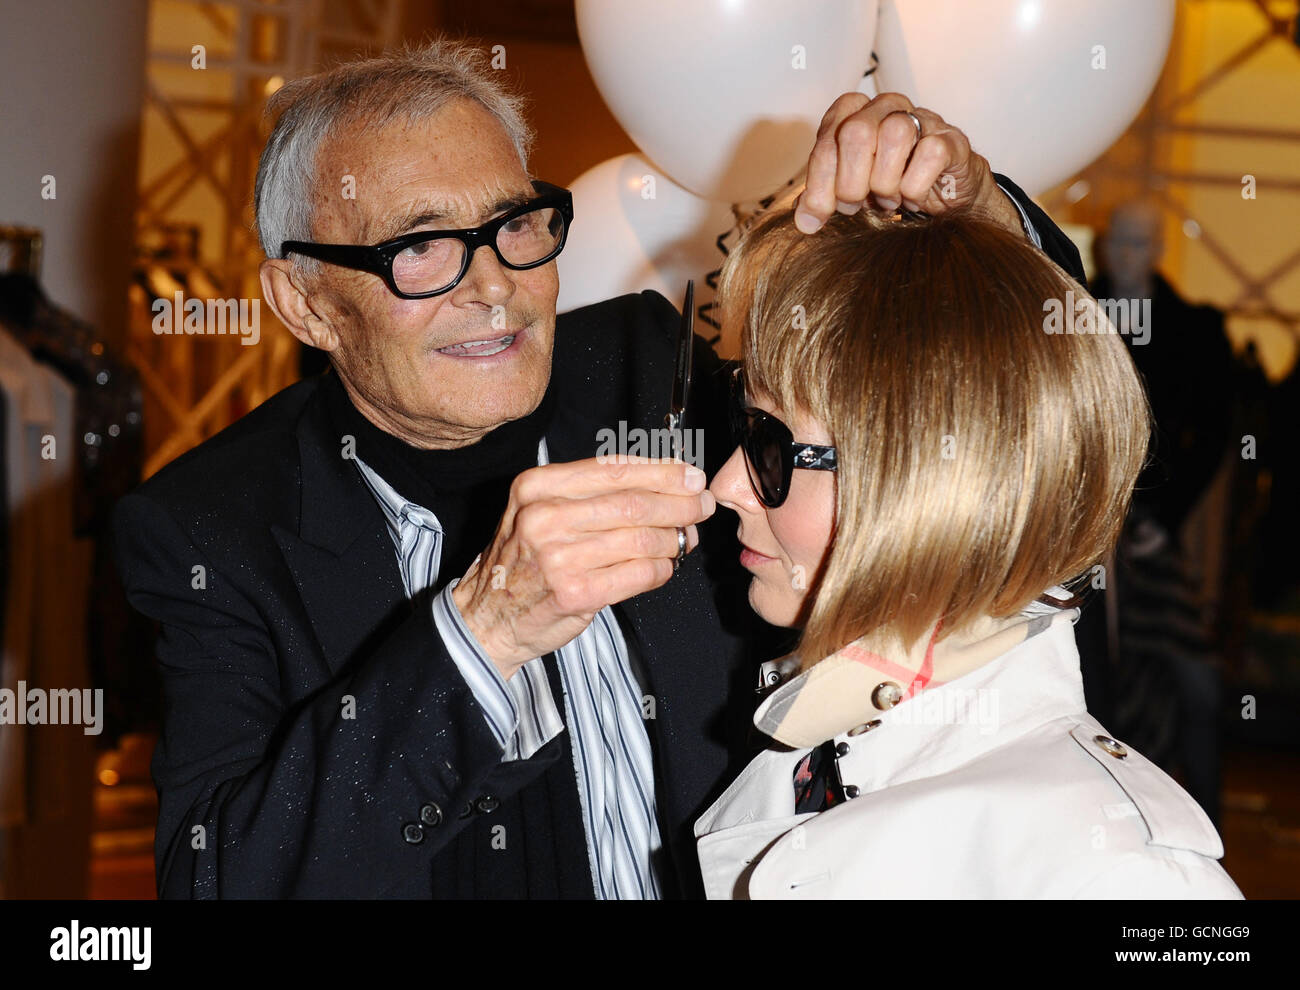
left=718, top=207, right=1151, bottom=664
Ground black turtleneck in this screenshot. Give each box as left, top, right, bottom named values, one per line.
left=320, top=369, right=558, bottom=583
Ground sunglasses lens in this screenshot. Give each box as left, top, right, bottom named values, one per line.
left=750, top=417, right=787, bottom=507
left=731, top=370, right=790, bottom=507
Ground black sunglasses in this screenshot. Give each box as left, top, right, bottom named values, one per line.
left=280, top=180, right=574, bottom=299
left=729, top=367, right=837, bottom=508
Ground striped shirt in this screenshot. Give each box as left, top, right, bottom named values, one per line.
left=352, top=441, right=663, bottom=899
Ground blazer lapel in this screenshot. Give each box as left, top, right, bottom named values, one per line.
left=272, top=383, right=407, bottom=677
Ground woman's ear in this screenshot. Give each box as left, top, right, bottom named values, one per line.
left=259, top=259, right=340, bottom=352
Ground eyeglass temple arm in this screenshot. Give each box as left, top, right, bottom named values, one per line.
left=280, top=241, right=384, bottom=272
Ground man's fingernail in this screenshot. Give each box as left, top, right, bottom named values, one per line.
left=836, top=199, right=859, bottom=215
left=684, top=465, right=706, bottom=491
left=876, top=196, right=900, bottom=211
left=794, top=209, right=822, bottom=234
left=700, top=491, right=716, bottom=515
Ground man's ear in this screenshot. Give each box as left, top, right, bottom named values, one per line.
left=259, top=259, right=340, bottom=352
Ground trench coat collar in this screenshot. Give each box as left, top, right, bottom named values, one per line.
left=755, top=599, right=1087, bottom=794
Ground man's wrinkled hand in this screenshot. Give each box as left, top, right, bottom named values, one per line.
left=452, top=457, right=715, bottom=679
left=794, top=91, right=1022, bottom=236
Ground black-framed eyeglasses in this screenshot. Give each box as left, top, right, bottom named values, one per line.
left=280, top=180, right=573, bottom=299
left=729, top=367, right=837, bottom=508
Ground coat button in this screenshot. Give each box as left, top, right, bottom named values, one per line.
left=846, top=719, right=882, bottom=737
left=475, top=794, right=500, bottom=814
left=835, top=741, right=850, bottom=757
left=401, top=822, right=424, bottom=844
left=1094, top=735, right=1128, bottom=759
left=458, top=801, right=475, bottom=819
left=419, top=802, right=443, bottom=827
left=844, top=785, right=861, bottom=799
left=871, top=681, right=903, bottom=710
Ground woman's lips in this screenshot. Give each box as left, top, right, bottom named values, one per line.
left=739, top=544, right=778, bottom=569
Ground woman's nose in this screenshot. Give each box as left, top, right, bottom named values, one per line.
left=710, top=446, right=763, bottom=515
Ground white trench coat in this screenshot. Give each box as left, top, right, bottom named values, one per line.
left=695, top=607, right=1243, bottom=899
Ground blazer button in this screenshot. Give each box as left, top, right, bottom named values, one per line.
left=1094, top=735, right=1129, bottom=759
left=843, top=785, right=861, bottom=799
left=420, top=802, right=443, bottom=827
left=401, top=822, right=424, bottom=844
left=871, top=681, right=903, bottom=710
left=458, top=801, right=475, bottom=819
left=835, top=742, right=850, bottom=757
left=475, top=794, right=500, bottom=814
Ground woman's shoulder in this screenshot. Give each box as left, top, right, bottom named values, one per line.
left=753, top=713, right=1242, bottom=899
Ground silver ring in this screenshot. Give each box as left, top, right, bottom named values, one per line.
left=674, top=526, right=687, bottom=571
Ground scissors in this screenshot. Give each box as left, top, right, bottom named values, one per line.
left=665, top=280, right=694, bottom=570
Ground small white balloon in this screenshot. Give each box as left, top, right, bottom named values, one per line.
left=875, top=0, right=1175, bottom=196
left=556, top=153, right=736, bottom=315
left=577, top=0, right=879, bottom=204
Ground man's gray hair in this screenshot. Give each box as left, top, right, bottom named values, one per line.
left=254, top=39, right=534, bottom=261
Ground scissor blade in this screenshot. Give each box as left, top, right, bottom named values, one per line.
left=670, top=280, right=695, bottom=418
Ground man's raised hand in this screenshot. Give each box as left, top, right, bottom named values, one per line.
left=451, top=457, right=715, bottom=679
left=794, top=91, right=1023, bottom=236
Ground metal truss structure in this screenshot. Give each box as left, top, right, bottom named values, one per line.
left=132, top=0, right=402, bottom=477
left=1042, top=0, right=1300, bottom=369
left=1038, top=0, right=1300, bottom=659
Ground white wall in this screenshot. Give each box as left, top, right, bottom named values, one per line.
left=0, top=0, right=148, bottom=348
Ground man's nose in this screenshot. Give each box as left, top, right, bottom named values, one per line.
left=709, top=445, right=763, bottom=516
left=451, top=243, right=516, bottom=308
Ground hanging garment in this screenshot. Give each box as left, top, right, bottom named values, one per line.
left=0, top=325, right=94, bottom=897
left=0, top=272, right=152, bottom=745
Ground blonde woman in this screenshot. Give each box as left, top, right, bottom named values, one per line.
left=697, top=207, right=1243, bottom=900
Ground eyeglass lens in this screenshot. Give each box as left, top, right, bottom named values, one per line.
left=391, top=206, right=566, bottom=295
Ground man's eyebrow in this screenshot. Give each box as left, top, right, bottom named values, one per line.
left=373, top=191, right=535, bottom=243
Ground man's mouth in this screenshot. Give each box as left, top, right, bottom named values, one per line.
left=435, top=331, right=520, bottom=357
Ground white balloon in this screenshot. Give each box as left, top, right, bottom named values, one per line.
left=556, top=153, right=736, bottom=315
left=577, top=0, right=879, bottom=204
left=875, top=0, right=1174, bottom=196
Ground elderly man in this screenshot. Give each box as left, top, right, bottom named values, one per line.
left=113, top=40, right=1083, bottom=898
